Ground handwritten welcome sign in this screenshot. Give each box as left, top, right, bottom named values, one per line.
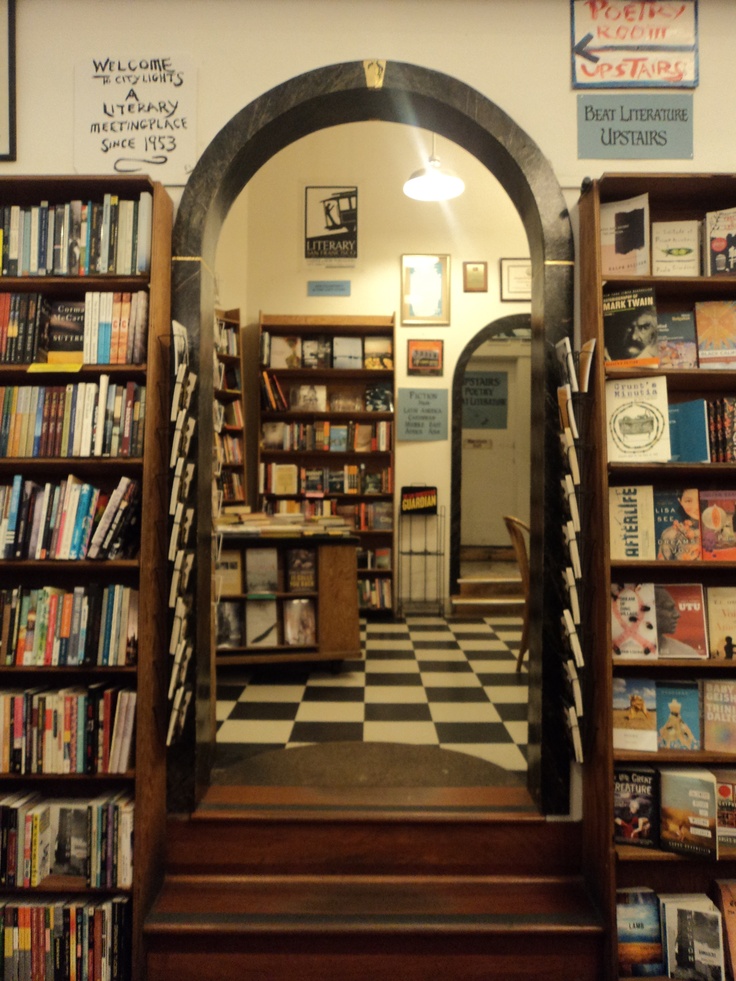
left=74, top=54, right=196, bottom=184
left=572, top=0, right=698, bottom=89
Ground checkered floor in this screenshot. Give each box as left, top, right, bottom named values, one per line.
left=215, top=615, right=529, bottom=774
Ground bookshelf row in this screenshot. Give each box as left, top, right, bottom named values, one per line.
left=0, top=191, right=153, bottom=279
left=262, top=418, right=392, bottom=453
left=1, top=474, right=141, bottom=562
left=261, top=375, right=393, bottom=415
left=0, top=685, right=136, bottom=776
left=261, top=331, right=393, bottom=372
left=262, top=496, right=393, bottom=532
left=261, top=462, right=393, bottom=497
left=0, top=379, right=146, bottom=460
left=358, top=576, right=393, bottom=613
left=217, top=596, right=316, bottom=651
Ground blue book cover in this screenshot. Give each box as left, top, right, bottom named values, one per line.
left=4, top=473, right=23, bottom=558
left=653, top=487, right=702, bottom=561
left=68, top=483, right=93, bottom=560
left=31, top=385, right=46, bottom=457
left=657, top=310, right=698, bottom=368
left=668, top=399, right=711, bottom=462
left=656, top=680, right=701, bottom=750
left=616, top=888, right=665, bottom=976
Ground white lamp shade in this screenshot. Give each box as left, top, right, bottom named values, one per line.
left=403, top=157, right=465, bottom=202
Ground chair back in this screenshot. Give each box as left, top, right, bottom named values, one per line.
left=503, top=516, right=530, bottom=597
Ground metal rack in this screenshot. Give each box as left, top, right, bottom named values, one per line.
left=397, top=504, right=446, bottom=616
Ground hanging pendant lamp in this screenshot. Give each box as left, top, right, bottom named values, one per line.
left=403, top=133, right=465, bottom=202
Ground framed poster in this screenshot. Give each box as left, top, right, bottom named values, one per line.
left=0, top=0, right=15, bottom=161
left=407, top=339, right=444, bottom=376
left=305, top=185, right=358, bottom=260
left=500, top=258, right=532, bottom=302
left=463, top=261, right=487, bottom=292
left=401, top=254, right=450, bottom=325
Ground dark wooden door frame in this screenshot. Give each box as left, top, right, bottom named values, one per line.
left=169, top=59, right=574, bottom=814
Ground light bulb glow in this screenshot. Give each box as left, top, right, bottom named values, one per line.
left=403, top=157, right=465, bottom=202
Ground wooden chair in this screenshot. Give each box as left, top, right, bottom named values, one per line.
left=503, top=516, right=530, bottom=672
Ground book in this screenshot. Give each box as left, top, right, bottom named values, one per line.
left=659, top=895, right=724, bottom=978
left=700, top=489, right=736, bottom=561
left=599, top=193, right=650, bottom=276
left=300, top=335, right=332, bottom=368
left=696, top=300, right=736, bottom=367
left=610, top=583, right=658, bottom=659
left=711, top=776, right=736, bottom=858
left=602, top=287, right=658, bottom=367
left=706, top=586, right=736, bottom=660
left=365, top=382, right=393, bottom=412
left=244, top=547, right=279, bottom=594
left=269, top=335, right=302, bottom=369
left=289, top=384, right=327, bottom=412
left=215, top=600, right=243, bottom=648
left=215, top=549, right=243, bottom=595
left=613, top=766, right=659, bottom=850
left=703, top=681, right=736, bottom=753
left=328, top=424, right=348, bottom=452
left=612, top=676, right=657, bottom=752
left=40, top=301, right=85, bottom=364
left=605, top=376, right=670, bottom=463
left=616, top=888, right=665, bottom=976
left=651, top=219, right=701, bottom=277
left=659, top=768, right=718, bottom=859
left=331, top=335, right=363, bottom=369
left=283, top=597, right=316, bottom=646
left=363, top=336, right=393, bottom=369
left=657, top=310, right=698, bottom=368
left=286, top=548, right=316, bottom=591
left=668, top=398, right=710, bottom=462
left=712, top=879, right=736, bottom=979
left=655, top=583, right=708, bottom=660
left=653, top=487, right=702, bottom=561
left=245, top=599, right=278, bottom=647
left=608, top=485, right=656, bottom=560
left=270, top=463, right=298, bottom=495
left=656, top=680, right=701, bottom=751
left=704, top=205, right=736, bottom=276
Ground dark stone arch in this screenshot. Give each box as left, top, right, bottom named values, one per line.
left=169, top=60, right=574, bottom=813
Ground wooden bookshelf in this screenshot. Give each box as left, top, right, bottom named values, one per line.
left=0, top=175, right=172, bottom=979
left=214, top=307, right=247, bottom=509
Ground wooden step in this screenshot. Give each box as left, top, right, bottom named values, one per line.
left=145, top=873, right=605, bottom=981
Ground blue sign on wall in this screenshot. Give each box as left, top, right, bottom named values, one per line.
left=307, top=280, right=351, bottom=296
left=578, top=94, right=693, bottom=159
left=396, top=389, right=448, bottom=442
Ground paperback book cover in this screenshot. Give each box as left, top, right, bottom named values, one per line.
left=703, top=680, right=736, bottom=754
left=286, top=548, right=316, bottom=592
left=610, top=583, right=658, bottom=659
left=608, top=486, right=656, bottom=560
left=331, top=336, right=363, bottom=370
left=653, top=487, right=702, bottom=561
left=215, top=600, right=244, bottom=648
left=283, top=597, right=316, bottom=646
left=605, top=376, right=670, bottom=463
left=616, top=888, right=665, bottom=977
left=365, top=382, right=394, bottom=412
left=602, top=287, right=658, bottom=366
left=599, top=193, right=650, bottom=277
left=612, top=676, right=657, bottom=752
left=289, top=384, right=327, bottom=412
left=656, top=680, right=701, bottom=751
left=657, top=310, right=698, bottom=368
left=654, top=583, right=708, bottom=660
left=363, top=336, right=393, bottom=369
left=706, top=586, right=736, bottom=659
left=700, top=489, right=736, bottom=561
left=215, top=549, right=243, bottom=596
left=659, top=768, right=718, bottom=859
left=660, top=899, right=724, bottom=978
left=668, top=399, right=711, bottom=462
left=711, top=776, right=736, bottom=858
left=651, top=219, right=701, bottom=277
left=269, top=335, right=302, bottom=369
left=301, top=335, right=332, bottom=369
left=245, top=547, right=279, bottom=594
left=696, top=300, right=736, bottom=367
left=704, top=205, right=736, bottom=276
left=39, top=300, right=85, bottom=364
left=245, top=599, right=278, bottom=647
left=613, top=766, right=659, bottom=850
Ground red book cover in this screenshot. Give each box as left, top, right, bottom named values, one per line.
left=655, top=583, right=708, bottom=659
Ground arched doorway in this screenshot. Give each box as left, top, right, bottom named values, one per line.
left=168, top=60, right=574, bottom=814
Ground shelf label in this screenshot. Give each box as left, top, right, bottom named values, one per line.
left=397, top=388, right=448, bottom=442
left=578, top=94, right=693, bottom=159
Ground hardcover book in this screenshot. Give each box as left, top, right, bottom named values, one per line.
left=613, top=766, right=659, bottom=850
left=653, top=487, right=701, bottom=561
left=655, top=583, right=708, bottom=660
left=657, top=310, right=698, bottom=368
left=245, top=599, right=278, bottom=647
left=659, top=768, right=718, bottom=859
left=612, top=676, right=657, bottom=752
left=286, top=548, right=316, bottom=592
left=695, top=300, right=736, bottom=367
left=599, top=193, right=650, bottom=277
left=610, top=583, right=658, bottom=659
left=608, top=485, right=656, bottom=560
left=700, top=489, right=736, bottom=561
left=706, top=586, right=736, bottom=660
left=602, top=287, right=658, bottom=366
left=616, top=888, right=665, bottom=977
left=651, top=219, right=701, bottom=277
left=244, top=547, right=279, bottom=594
left=703, top=681, right=736, bottom=754
left=656, top=680, right=701, bottom=751
left=605, top=376, right=670, bottom=463
left=283, top=597, right=316, bottom=646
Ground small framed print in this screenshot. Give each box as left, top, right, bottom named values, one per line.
left=463, top=261, right=487, bottom=293
left=407, top=339, right=444, bottom=376
left=500, top=258, right=532, bottom=301
left=401, top=254, right=450, bottom=325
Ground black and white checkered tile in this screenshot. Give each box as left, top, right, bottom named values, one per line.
left=216, top=616, right=528, bottom=773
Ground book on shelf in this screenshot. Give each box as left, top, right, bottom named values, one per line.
left=215, top=600, right=243, bottom=648
left=328, top=424, right=348, bottom=452
left=656, top=680, right=701, bottom=751
left=711, top=879, right=736, bottom=980
left=695, top=300, right=736, bottom=367
left=283, top=597, right=316, bottom=646
left=659, top=768, right=718, bottom=859
left=286, top=548, right=316, bottom=591
left=612, top=676, right=657, bottom=752
left=611, top=583, right=658, bottom=659
left=711, top=773, right=736, bottom=859
left=270, top=463, right=299, bottom=496
left=613, top=766, right=659, bottom=850
left=605, top=375, right=670, bottom=463
left=301, top=335, right=332, bottom=369
left=215, top=549, right=243, bottom=596
left=657, top=310, right=698, bottom=368
left=669, top=398, right=710, bottom=462
left=616, top=887, right=665, bottom=977
left=602, top=287, right=659, bottom=367
left=363, top=336, right=393, bottom=369
left=706, top=587, right=736, bottom=660
left=608, top=485, right=656, bottom=561
left=654, top=487, right=702, bottom=561
left=244, top=547, right=279, bottom=594
left=332, top=335, right=363, bottom=370
left=655, top=583, right=708, bottom=660
left=700, top=489, right=736, bottom=561
left=659, top=894, right=724, bottom=978
left=599, top=192, right=650, bottom=276
left=651, top=219, right=702, bottom=277
left=704, top=205, right=736, bottom=276
left=269, top=335, right=301, bottom=369
left=365, top=382, right=393, bottom=412
left=289, top=383, right=327, bottom=412
left=245, top=598, right=278, bottom=647
left=38, top=300, right=85, bottom=365
left=703, top=681, right=736, bottom=754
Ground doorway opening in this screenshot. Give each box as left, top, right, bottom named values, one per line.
left=168, top=60, right=574, bottom=816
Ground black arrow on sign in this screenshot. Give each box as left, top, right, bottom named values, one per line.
left=573, top=33, right=599, bottom=63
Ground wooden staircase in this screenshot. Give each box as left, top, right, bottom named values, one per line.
left=145, top=785, right=605, bottom=980
left=450, top=553, right=525, bottom=616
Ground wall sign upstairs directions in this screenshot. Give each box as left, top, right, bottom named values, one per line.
left=578, top=93, right=693, bottom=158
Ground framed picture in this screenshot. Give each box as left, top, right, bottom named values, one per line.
left=304, top=185, right=357, bottom=260
left=401, top=254, right=450, bottom=325
left=407, top=339, right=444, bottom=376
left=500, top=258, right=532, bottom=301
left=463, top=261, right=487, bottom=293
left=0, top=0, right=15, bottom=161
